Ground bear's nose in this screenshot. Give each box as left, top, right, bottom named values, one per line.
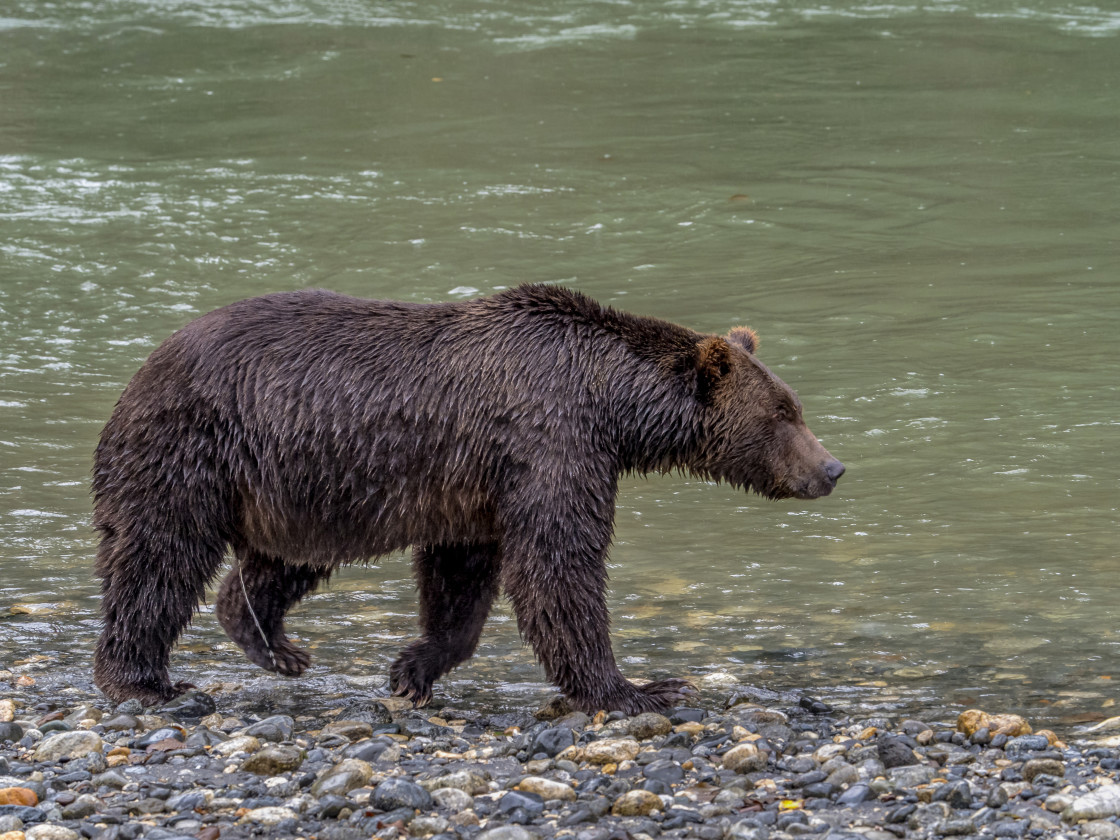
left=824, top=459, right=845, bottom=483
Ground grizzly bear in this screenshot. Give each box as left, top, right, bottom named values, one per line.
left=92, top=285, right=844, bottom=714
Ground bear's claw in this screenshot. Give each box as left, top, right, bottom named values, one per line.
left=578, top=677, right=700, bottom=716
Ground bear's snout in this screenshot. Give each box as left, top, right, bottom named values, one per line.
left=806, top=456, right=845, bottom=498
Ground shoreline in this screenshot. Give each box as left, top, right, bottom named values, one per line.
left=3, top=683, right=1120, bottom=840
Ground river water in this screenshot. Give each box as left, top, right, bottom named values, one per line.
left=1, top=1, right=1118, bottom=729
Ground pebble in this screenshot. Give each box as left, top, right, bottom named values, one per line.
left=240, top=805, right=298, bottom=825
left=722, top=741, right=767, bottom=773
left=581, top=738, right=639, bottom=765
left=373, top=776, right=433, bottom=811
left=212, top=734, right=260, bottom=756
left=2, top=687, right=1119, bottom=840
left=627, top=712, right=672, bottom=740
left=32, top=731, right=102, bottom=762
left=1063, top=785, right=1120, bottom=822
left=518, top=776, right=576, bottom=801
left=311, top=758, right=373, bottom=797
left=610, top=788, right=662, bottom=816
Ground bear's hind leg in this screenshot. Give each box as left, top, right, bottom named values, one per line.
left=216, top=548, right=327, bottom=676
left=390, top=542, right=500, bottom=706
left=93, top=520, right=225, bottom=706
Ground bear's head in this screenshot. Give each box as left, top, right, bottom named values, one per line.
left=693, top=328, right=844, bottom=500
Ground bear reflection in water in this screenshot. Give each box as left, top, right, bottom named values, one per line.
left=92, top=284, right=843, bottom=714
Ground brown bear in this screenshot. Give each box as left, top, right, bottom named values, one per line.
left=92, top=284, right=843, bottom=714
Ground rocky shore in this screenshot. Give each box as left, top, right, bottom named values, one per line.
left=3, top=684, right=1120, bottom=840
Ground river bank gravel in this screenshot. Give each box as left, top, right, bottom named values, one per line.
left=3, top=683, right=1120, bottom=840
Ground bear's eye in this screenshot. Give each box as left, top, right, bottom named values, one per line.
left=773, top=406, right=792, bottom=423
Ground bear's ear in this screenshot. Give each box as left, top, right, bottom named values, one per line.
left=695, top=335, right=732, bottom=401
left=726, top=326, right=758, bottom=354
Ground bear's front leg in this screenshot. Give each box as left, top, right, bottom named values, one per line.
left=501, top=487, right=696, bottom=715
left=389, top=541, right=501, bottom=706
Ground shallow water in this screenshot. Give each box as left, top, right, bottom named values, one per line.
left=1, top=1, right=1118, bottom=729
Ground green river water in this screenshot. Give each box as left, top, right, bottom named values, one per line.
left=1, top=1, right=1118, bottom=727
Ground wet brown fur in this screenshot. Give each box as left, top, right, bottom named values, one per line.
left=92, top=285, right=843, bottom=713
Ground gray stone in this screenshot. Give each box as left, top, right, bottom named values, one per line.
left=1083, top=819, right=1120, bottom=839
left=477, top=827, right=538, bottom=840
left=499, top=790, right=544, bottom=817
left=727, top=822, right=770, bottom=840
left=877, top=737, right=917, bottom=768
left=422, top=770, right=490, bottom=795
left=33, top=730, right=103, bottom=762
left=825, top=764, right=860, bottom=788
left=311, top=759, right=373, bottom=797
left=1021, top=757, right=1064, bottom=782
left=373, top=777, right=433, bottom=811
left=25, top=826, right=80, bottom=840
left=158, top=690, right=216, bottom=721
left=243, top=715, right=295, bottom=742
left=643, top=758, right=685, bottom=785
left=888, top=764, right=936, bottom=787
left=836, top=783, right=875, bottom=806
left=410, top=815, right=451, bottom=836
left=1062, top=785, right=1120, bottom=823
left=431, top=787, right=473, bottom=812
left=627, top=713, right=672, bottom=740
left=59, top=794, right=99, bottom=820
left=933, top=780, right=972, bottom=809
left=532, top=727, right=576, bottom=758
left=240, top=744, right=304, bottom=775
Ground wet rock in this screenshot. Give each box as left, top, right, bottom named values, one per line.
left=59, top=793, right=99, bottom=819
left=0, top=725, right=22, bottom=744
left=1005, top=734, right=1050, bottom=756
left=422, top=770, right=489, bottom=795
left=213, top=734, right=261, bottom=756
left=532, top=726, right=576, bottom=758
left=323, top=720, right=374, bottom=742
left=889, top=764, right=935, bottom=787
left=100, top=714, right=140, bottom=732
left=836, top=782, right=875, bottom=805
left=373, top=777, right=433, bottom=811
left=132, top=726, right=185, bottom=749
left=1022, top=757, right=1064, bottom=782
left=610, top=789, right=662, bottom=816
left=517, top=776, right=575, bottom=801
left=240, top=805, right=298, bottom=825
left=722, top=742, right=767, bottom=773
left=643, top=758, right=685, bottom=785
left=243, top=714, right=295, bottom=742
left=499, top=790, right=544, bottom=818
left=25, top=826, right=80, bottom=840
left=1044, top=792, right=1074, bottom=812
left=432, top=787, right=473, bottom=812
left=477, top=827, right=537, bottom=840
left=410, top=815, right=451, bottom=836
left=877, top=736, right=917, bottom=768
left=241, top=744, right=305, bottom=775
left=0, top=789, right=36, bottom=807
left=933, top=780, right=972, bottom=809
left=33, top=730, right=102, bottom=762
left=158, top=690, right=216, bottom=721
left=583, top=738, right=639, bottom=765
left=957, top=710, right=1031, bottom=738
left=312, top=758, right=374, bottom=797
left=627, top=713, right=672, bottom=740
left=1062, top=785, right=1120, bottom=822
